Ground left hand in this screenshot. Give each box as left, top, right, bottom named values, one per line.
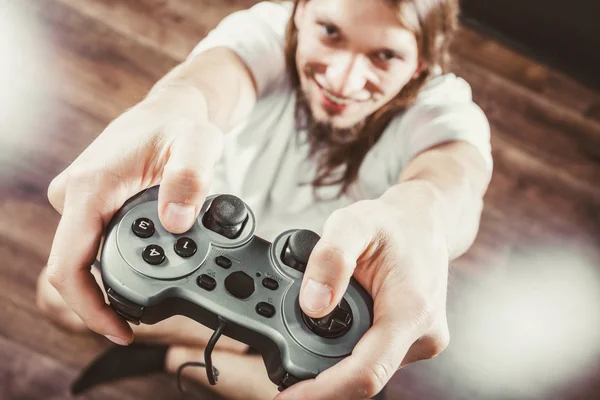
left=276, top=182, right=451, bottom=400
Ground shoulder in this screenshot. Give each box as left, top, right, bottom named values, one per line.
left=385, top=70, right=492, bottom=170
left=391, top=69, right=490, bottom=139
left=393, top=71, right=489, bottom=136
left=188, top=1, right=295, bottom=95
left=415, top=69, right=476, bottom=105
left=200, top=1, right=293, bottom=41
left=248, top=1, right=295, bottom=21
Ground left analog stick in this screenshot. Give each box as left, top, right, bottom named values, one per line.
left=202, top=195, right=248, bottom=239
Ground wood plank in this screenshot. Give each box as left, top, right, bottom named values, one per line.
left=1, top=1, right=599, bottom=400
left=50, top=0, right=260, bottom=61
left=0, top=294, right=216, bottom=400
left=31, top=0, right=176, bottom=120
left=0, top=335, right=133, bottom=400
left=484, top=134, right=600, bottom=245
left=448, top=56, right=600, bottom=248
left=0, top=199, right=221, bottom=400
left=451, top=27, right=600, bottom=118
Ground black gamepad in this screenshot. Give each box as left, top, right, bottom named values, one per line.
left=100, top=185, right=374, bottom=390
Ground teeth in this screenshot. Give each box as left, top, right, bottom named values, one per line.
left=322, top=88, right=353, bottom=105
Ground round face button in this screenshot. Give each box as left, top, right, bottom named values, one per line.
left=142, top=244, right=165, bottom=265
left=174, top=237, right=197, bottom=258
left=132, top=217, right=155, bottom=238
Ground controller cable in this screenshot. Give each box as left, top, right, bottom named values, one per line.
left=176, top=317, right=227, bottom=396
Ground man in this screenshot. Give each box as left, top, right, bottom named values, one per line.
left=36, top=0, right=492, bottom=399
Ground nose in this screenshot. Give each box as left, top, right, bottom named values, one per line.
left=325, top=52, right=374, bottom=97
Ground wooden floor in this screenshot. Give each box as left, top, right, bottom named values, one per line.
left=1, top=1, right=599, bottom=399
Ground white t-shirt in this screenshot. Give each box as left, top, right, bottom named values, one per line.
left=188, top=1, right=492, bottom=241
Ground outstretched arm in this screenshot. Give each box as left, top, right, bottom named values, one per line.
left=281, top=141, right=491, bottom=400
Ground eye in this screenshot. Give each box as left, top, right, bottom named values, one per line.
left=321, top=23, right=339, bottom=38
left=376, top=49, right=398, bottom=61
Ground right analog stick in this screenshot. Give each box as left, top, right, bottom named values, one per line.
left=302, top=298, right=353, bottom=338
left=281, top=229, right=320, bottom=273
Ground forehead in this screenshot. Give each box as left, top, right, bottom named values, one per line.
left=305, top=0, right=416, bottom=49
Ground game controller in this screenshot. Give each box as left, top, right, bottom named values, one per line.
left=100, top=185, right=374, bottom=391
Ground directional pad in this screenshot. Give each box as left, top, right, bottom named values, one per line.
left=302, top=298, right=353, bottom=338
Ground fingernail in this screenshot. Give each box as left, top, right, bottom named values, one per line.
left=303, top=279, right=333, bottom=312
left=165, top=203, right=195, bottom=232
left=105, top=335, right=129, bottom=346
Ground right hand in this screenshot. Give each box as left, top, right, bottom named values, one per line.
left=43, top=90, right=224, bottom=346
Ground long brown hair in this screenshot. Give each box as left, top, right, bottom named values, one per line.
left=284, top=0, right=459, bottom=198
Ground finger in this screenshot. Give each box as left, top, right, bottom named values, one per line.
left=37, top=266, right=89, bottom=333
left=276, top=290, right=424, bottom=400
left=165, top=346, right=279, bottom=400
left=300, top=205, right=377, bottom=318
left=132, top=316, right=250, bottom=352
left=46, top=182, right=133, bottom=345
left=44, top=262, right=250, bottom=350
left=400, top=331, right=449, bottom=367
left=158, top=120, right=224, bottom=233
left=401, top=308, right=450, bottom=366
left=47, top=169, right=70, bottom=214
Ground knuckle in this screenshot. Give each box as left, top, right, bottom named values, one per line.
left=327, top=205, right=366, bottom=231
left=63, top=167, right=126, bottom=216
left=47, top=175, right=65, bottom=210
left=36, top=289, right=53, bottom=315
left=422, top=332, right=450, bottom=360
left=323, top=208, right=348, bottom=230
left=65, top=165, right=95, bottom=186
left=357, top=361, right=392, bottom=397
left=433, top=333, right=450, bottom=355
left=36, top=273, right=61, bottom=315
left=46, top=259, right=68, bottom=291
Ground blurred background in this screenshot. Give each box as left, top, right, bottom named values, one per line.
left=0, top=0, right=599, bottom=399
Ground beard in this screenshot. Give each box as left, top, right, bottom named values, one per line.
left=293, top=84, right=387, bottom=196
left=294, top=84, right=369, bottom=149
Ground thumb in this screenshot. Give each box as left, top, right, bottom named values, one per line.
left=300, top=206, right=376, bottom=318
left=158, top=120, right=224, bottom=233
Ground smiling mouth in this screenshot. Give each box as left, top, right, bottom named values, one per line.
left=313, top=79, right=369, bottom=106
left=321, top=87, right=355, bottom=105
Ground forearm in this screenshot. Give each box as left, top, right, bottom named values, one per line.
left=380, top=142, right=491, bottom=261
left=143, top=47, right=257, bottom=132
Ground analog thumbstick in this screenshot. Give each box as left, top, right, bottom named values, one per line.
left=302, top=298, right=353, bottom=338
left=202, top=195, right=248, bottom=239
left=281, top=229, right=320, bottom=273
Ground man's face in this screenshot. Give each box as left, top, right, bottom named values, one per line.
left=294, top=0, right=420, bottom=129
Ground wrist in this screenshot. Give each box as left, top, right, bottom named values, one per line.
left=378, top=179, right=450, bottom=257
left=143, top=82, right=212, bottom=124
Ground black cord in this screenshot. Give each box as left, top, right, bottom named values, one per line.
left=205, top=318, right=227, bottom=385
left=176, top=318, right=228, bottom=396
left=176, top=361, right=219, bottom=395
